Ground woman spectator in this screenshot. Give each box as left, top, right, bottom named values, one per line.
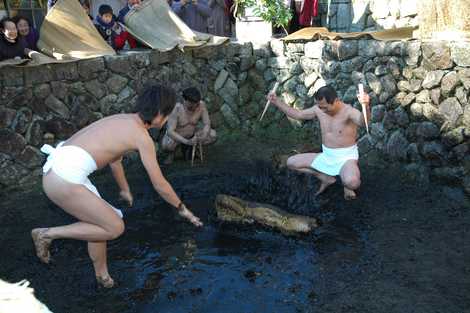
left=207, top=0, right=230, bottom=36
left=0, top=17, right=30, bottom=61
left=13, top=16, right=39, bottom=50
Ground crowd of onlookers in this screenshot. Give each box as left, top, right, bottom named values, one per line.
left=0, top=0, right=317, bottom=62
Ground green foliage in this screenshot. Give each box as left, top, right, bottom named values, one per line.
left=235, top=0, right=293, bottom=31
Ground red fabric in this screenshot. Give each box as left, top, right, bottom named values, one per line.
left=114, top=31, right=137, bottom=50
left=299, top=0, right=319, bottom=26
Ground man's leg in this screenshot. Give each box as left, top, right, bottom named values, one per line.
left=161, top=133, right=179, bottom=164
left=339, top=160, right=361, bottom=200
left=32, top=172, right=125, bottom=287
left=286, top=153, right=336, bottom=195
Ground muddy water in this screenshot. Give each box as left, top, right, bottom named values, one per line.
left=0, top=153, right=468, bottom=313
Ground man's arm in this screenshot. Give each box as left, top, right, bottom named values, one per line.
left=137, top=131, right=202, bottom=226
left=267, top=91, right=317, bottom=121
left=199, top=102, right=211, bottom=139
left=109, top=157, right=133, bottom=206
left=167, top=106, right=191, bottom=145
left=349, top=93, right=371, bottom=127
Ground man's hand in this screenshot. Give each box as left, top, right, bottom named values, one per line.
left=186, top=135, right=199, bottom=146
left=119, top=190, right=134, bottom=206
left=267, top=91, right=279, bottom=107
left=357, top=92, right=370, bottom=107
left=132, top=3, right=142, bottom=10
left=178, top=204, right=203, bottom=227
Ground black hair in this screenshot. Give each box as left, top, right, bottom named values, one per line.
left=12, top=15, right=31, bottom=27
left=314, top=85, right=337, bottom=104
left=182, top=87, right=201, bottom=103
left=136, top=84, right=176, bottom=124
left=0, top=17, right=16, bottom=29
left=99, top=4, right=113, bottom=16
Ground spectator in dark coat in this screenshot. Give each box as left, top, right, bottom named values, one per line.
left=0, top=17, right=30, bottom=61
left=172, top=0, right=211, bottom=33
left=118, top=0, right=142, bottom=24
left=13, top=15, right=39, bottom=50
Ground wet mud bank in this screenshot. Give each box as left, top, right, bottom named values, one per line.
left=0, top=140, right=468, bottom=313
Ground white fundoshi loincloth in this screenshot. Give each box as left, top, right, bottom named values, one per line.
left=41, top=142, right=123, bottom=218
left=311, top=144, right=359, bottom=177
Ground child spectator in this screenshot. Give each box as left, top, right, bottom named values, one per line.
left=95, top=4, right=137, bottom=50
left=13, top=15, right=39, bottom=50
left=0, top=17, right=30, bottom=61
left=172, top=0, right=210, bottom=33
left=118, top=0, right=142, bottom=24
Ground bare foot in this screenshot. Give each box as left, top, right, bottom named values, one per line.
left=344, top=187, right=357, bottom=200
left=96, top=275, right=115, bottom=288
left=31, top=228, right=52, bottom=264
left=315, top=176, right=336, bottom=196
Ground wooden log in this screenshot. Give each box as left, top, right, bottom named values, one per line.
left=215, top=194, right=318, bottom=235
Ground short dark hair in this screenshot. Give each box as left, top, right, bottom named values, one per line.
left=182, top=87, right=201, bottom=103
left=99, top=4, right=113, bottom=16
left=12, top=15, right=31, bottom=27
left=136, top=84, right=176, bottom=124
left=0, top=17, right=15, bottom=29
left=314, top=85, right=337, bottom=104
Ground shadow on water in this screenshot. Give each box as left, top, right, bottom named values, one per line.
left=0, top=158, right=468, bottom=313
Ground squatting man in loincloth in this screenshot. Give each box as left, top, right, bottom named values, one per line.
left=161, top=87, right=216, bottom=164
left=31, top=84, right=203, bottom=289
left=267, top=85, right=370, bottom=200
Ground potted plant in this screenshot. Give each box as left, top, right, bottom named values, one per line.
left=233, top=0, right=292, bottom=42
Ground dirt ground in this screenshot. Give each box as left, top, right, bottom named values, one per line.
left=0, top=137, right=468, bottom=313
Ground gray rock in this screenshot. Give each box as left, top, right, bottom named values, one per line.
left=304, top=72, right=318, bottom=88
left=0, top=107, right=17, bottom=129
left=417, top=121, right=440, bottom=140
left=24, top=66, right=53, bottom=86
left=220, top=104, right=240, bottom=128
left=394, top=107, right=409, bottom=127
left=296, top=84, right=308, bottom=98
left=400, top=92, right=416, bottom=107
left=450, top=143, right=469, bottom=161
left=310, top=78, right=327, bottom=95
left=387, top=58, right=402, bottom=79
left=263, top=68, right=276, bottom=82
left=404, top=41, right=421, bottom=66
left=455, top=86, right=468, bottom=105
left=340, top=56, right=365, bottom=73
left=0, top=161, right=29, bottom=186
left=371, top=122, right=387, bottom=140
left=464, top=176, right=470, bottom=196
left=351, top=71, right=365, bottom=85
left=409, top=79, right=422, bottom=92
left=17, top=145, right=44, bottom=169
left=441, top=71, right=460, bottom=96
left=422, top=102, right=447, bottom=126
left=371, top=105, right=386, bottom=122
left=386, top=130, right=409, bottom=160
left=358, top=40, right=379, bottom=58
left=342, top=85, right=358, bottom=104
left=403, top=163, right=430, bottom=185
left=255, top=59, right=268, bottom=72
left=84, top=80, right=106, bottom=99
left=50, top=81, right=68, bottom=101
left=366, top=72, right=381, bottom=94
left=413, top=67, right=427, bottom=80
left=14, top=108, right=32, bottom=134
left=422, top=70, right=446, bottom=89
left=397, top=80, right=411, bottom=92
left=106, top=75, right=128, bottom=94
left=300, top=57, right=321, bottom=74
left=421, top=141, right=446, bottom=161
left=410, top=101, right=423, bottom=117
left=0, top=129, right=26, bottom=156
left=117, top=86, right=135, bottom=103
left=385, top=41, right=405, bottom=56
left=45, top=117, right=75, bottom=140
left=25, top=119, right=45, bottom=147
left=45, top=95, right=70, bottom=118
left=382, top=111, right=396, bottom=130
left=458, top=68, right=470, bottom=89
left=99, top=94, right=118, bottom=115
left=439, top=97, right=463, bottom=125
left=416, top=89, right=431, bottom=103
left=269, top=57, right=291, bottom=69
left=450, top=42, right=470, bottom=67
left=407, top=143, right=421, bottom=162
left=289, top=62, right=303, bottom=75
left=33, top=84, right=51, bottom=100
left=358, top=135, right=374, bottom=154
left=304, top=41, right=325, bottom=59
left=442, top=127, right=466, bottom=147
left=270, top=39, right=284, bottom=56
left=380, top=74, right=397, bottom=95
left=336, top=40, right=358, bottom=60
left=53, top=62, right=79, bottom=81
left=463, top=105, right=470, bottom=128
left=240, top=56, right=255, bottom=71
left=422, top=42, right=453, bottom=70
left=286, top=43, right=304, bottom=54
left=219, top=78, right=239, bottom=108
left=214, top=69, right=229, bottom=91
left=430, top=88, right=441, bottom=105
left=69, top=82, right=86, bottom=94
left=1, top=67, right=24, bottom=87
left=106, top=55, right=132, bottom=74
left=78, top=57, right=105, bottom=80
left=70, top=102, right=92, bottom=128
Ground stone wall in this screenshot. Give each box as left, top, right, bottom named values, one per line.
left=318, top=0, right=419, bottom=32
left=0, top=39, right=469, bottom=194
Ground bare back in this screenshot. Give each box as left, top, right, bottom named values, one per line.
left=65, top=114, right=149, bottom=169
left=314, top=104, right=358, bottom=148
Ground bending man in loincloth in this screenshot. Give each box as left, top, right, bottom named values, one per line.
left=161, top=87, right=216, bottom=164
left=31, top=84, right=203, bottom=288
left=267, top=85, right=370, bottom=200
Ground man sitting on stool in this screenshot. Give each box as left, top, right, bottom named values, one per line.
left=161, top=87, right=216, bottom=164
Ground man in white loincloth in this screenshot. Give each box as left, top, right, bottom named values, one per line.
left=161, top=87, right=216, bottom=164
left=267, top=85, right=370, bottom=200
left=31, top=84, right=203, bottom=289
